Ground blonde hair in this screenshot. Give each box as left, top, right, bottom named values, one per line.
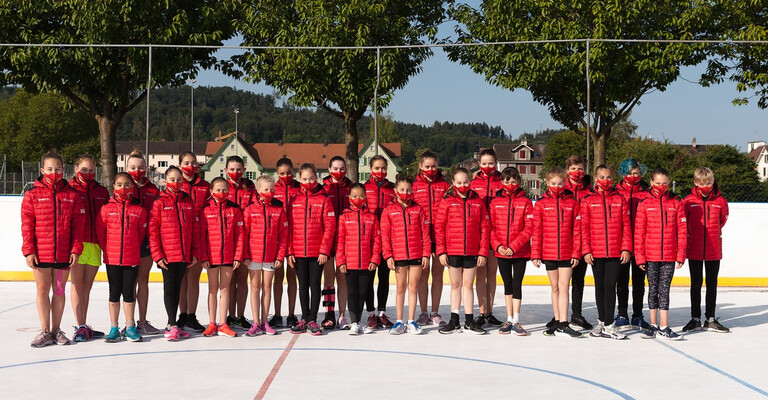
left=546, top=166, right=567, bottom=182
left=256, top=174, right=275, bottom=187
left=693, top=167, right=715, bottom=184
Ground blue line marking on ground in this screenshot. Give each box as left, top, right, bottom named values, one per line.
left=0, top=301, right=35, bottom=315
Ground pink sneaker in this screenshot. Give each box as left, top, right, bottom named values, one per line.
left=308, top=321, right=323, bottom=336
left=246, top=323, right=264, bottom=337
left=167, top=326, right=181, bottom=341
left=263, top=322, right=277, bottom=335
left=178, top=329, right=191, bottom=339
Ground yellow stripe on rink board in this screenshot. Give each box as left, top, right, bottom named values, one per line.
left=1, top=270, right=767, bottom=287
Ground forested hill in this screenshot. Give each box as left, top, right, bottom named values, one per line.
left=116, top=86, right=512, bottom=165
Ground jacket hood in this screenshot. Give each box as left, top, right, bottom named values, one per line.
left=34, top=176, right=69, bottom=191
left=689, top=182, right=722, bottom=199
left=323, top=175, right=353, bottom=187
left=415, top=170, right=447, bottom=183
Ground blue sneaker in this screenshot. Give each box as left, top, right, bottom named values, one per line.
left=389, top=321, right=405, bottom=335
left=614, top=316, right=630, bottom=331
left=73, top=326, right=89, bottom=342
left=124, top=326, right=143, bottom=342
left=631, top=316, right=652, bottom=330
left=640, top=325, right=658, bottom=339
left=104, top=327, right=122, bottom=343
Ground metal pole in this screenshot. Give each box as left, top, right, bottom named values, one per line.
left=190, top=79, right=195, bottom=152
left=374, top=47, right=380, bottom=156
left=234, top=108, right=239, bottom=156
left=585, top=39, right=591, bottom=172
left=146, top=44, right=152, bottom=159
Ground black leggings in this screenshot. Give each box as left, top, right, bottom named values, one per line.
left=592, top=258, right=621, bottom=325
left=106, top=265, right=139, bottom=303
left=647, top=262, right=674, bottom=311
left=571, top=258, right=588, bottom=316
left=497, top=258, right=526, bottom=299
left=346, top=269, right=372, bottom=324
left=365, top=258, right=389, bottom=312
left=162, top=262, right=188, bottom=326
left=689, top=260, right=720, bottom=319
left=295, top=257, right=323, bottom=322
left=617, top=257, right=646, bottom=319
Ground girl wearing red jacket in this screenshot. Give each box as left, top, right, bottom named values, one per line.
left=95, top=173, right=148, bottom=343
left=490, top=167, right=533, bottom=336
left=126, top=150, right=162, bottom=335
left=564, top=154, right=594, bottom=331
left=681, top=167, right=730, bottom=333
left=381, top=175, right=431, bottom=335
left=149, top=166, right=202, bottom=342
left=412, top=150, right=450, bottom=326
left=68, top=154, right=110, bottom=342
left=581, top=165, right=632, bottom=340
left=178, top=151, right=210, bottom=333
left=336, top=184, right=381, bottom=335
left=435, top=167, right=490, bottom=335
left=244, top=175, right=289, bottom=336
left=287, top=163, right=337, bottom=335
left=635, top=168, right=687, bottom=340
left=531, top=167, right=583, bottom=338
left=470, top=148, right=503, bottom=328
left=224, top=155, right=254, bottom=334
left=320, top=156, right=352, bottom=330
left=199, top=178, right=246, bottom=338
left=363, top=155, right=396, bottom=330
left=271, top=157, right=301, bottom=329
left=22, top=150, right=86, bottom=348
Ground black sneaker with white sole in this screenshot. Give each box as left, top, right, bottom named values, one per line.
left=268, top=314, right=284, bottom=329
left=473, top=314, right=487, bottom=328
left=703, top=317, right=729, bottom=333
left=682, top=318, right=702, bottom=332
left=657, top=326, right=683, bottom=341
left=184, top=315, right=205, bottom=333
left=486, top=314, right=503, bottom=327
left=556, top=322, right=584, bottom=338
left=439, top=315, right=461, bottom=334
left=545, top=317, right=557, bottom=330
left=463, top=319, right=487, bottom=335
left=570, top=315, right=593, bottom=331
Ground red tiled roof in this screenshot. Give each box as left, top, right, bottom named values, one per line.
left=749, top=145, right=767, bottom=163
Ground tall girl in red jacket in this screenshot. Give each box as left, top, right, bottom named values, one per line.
left=531, top=167, right=583, bottom=338
left=321, top=156, right=352, bottom=330
left=635, top=168, right=687, bottom=340
left=470, top=148, right=503, bottom=328
left=69, top=154, right=109, bottom=342
left=271, top=157, right=301, bottom=329
left=336, top=184, right=381, bottom=335
left=199, top=177, right=245, bottom=338
left=435, top=167, right=490, bottom=335
left=95, top=172, right=148, bottom=343
left=149, top=166, right=202, bottom=342
left=581, top=164, right=632, bottom=340
left=287, top=163, right=336, bottom=335
left=126, top=150, right=162, bottom=335
left=22, top=150, right=85, bottom=348
left=224, top=155, right=254, bottom=333
left=490, top=167, right=533, bottom=336
left=381, top=175, right=431, bottom=335
left=243, top=175, right=288, bottom=336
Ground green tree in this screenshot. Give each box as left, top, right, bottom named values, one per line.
left=0, top=1, right=236, bottom=186
left=232, top=0, right=446, bottom=181
left=542, top=130, right=586, bottom=172
left=447, top=0, right=717, bottom=167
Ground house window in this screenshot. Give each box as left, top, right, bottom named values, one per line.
left=764, top=167, right=766, bottom=177
left=246, top=171, right=255, bottom=180
left=243, top=156, right=248, bottom=164
left=359, top=157, right=365, bottom=166
left=158, top=161, right=168, bottom=168
left=120, top=155, right=124, bottom=161
left=231, top=144, right=235, bottom=150
left=519, top=150, right=526, bottom=159
left=220, top=156, right=224, bottom=163
left=530, top=165, right=536, bottom=174
left=219, top=169, right=224, bottom=177
left=519, top=165, right=527, bottom=174
left=764, top=154, right=768, bottom=163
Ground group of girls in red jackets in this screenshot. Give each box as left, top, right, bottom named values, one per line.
left=21, top=147, right=730, bottom=347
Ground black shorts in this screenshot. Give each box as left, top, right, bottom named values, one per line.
left=431, top=243, right=436, bottom=254
left=447, top=256, right=478, bottom=269
left=544, top=260, right=572, bottom=271
left=209, top=264, right=233, bottom=269
left=140, top=237, right=151, bottom=258
left=36, top=263, right=70, bottom=270
left=394, top=259, right=421, bottom=267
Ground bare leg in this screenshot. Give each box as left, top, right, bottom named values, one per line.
left=335, top=268, right=347, bottom=317
left=234, top=266, right=248, bottom=317
left=69, top=264, right=87, bottom=325
left=395, top=266, right=408, bottom=321
left=449, top=267, right=462, bottom=312
left=249, top=270, right=263, bottom=324
left=286, top=267, right=297, bottom=316
left=430, top=256, right=444, bottom=313
left=219, top=267, right=234, bottom=325
left=109, top=301, right=120, bottom=325
left=558, top=268, right=573, bottom=322
left=462, top=268, right=476, bottom=315
left=417, top=263, right=429, bottom=313
left=51, top=269, right=70, bottom=332
left=476, top=264, right=488, bottom=315
left=136, top=256, right=153, bottom=322
left=547, top=269, right=560, bottom=321
left=485, top=255, right=498, bottom=315
left=650, top=309, right=659, bottom=326
left=273, top=265, right=285, bottom=316
left=408, top=266, right=422, bottom=321
left=123, top=301, right=136, bottom=325
left=185, top=263, right=202, bottom=315
left=34, top=268, right=53, bottom=332
left=660, top=309, right=669, bottom=328
left=262, top=270, right=275, bottom=323
left=207, top=267, right=219, bottom=324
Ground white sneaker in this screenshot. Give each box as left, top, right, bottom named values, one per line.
left=348, top=322, right=359, bottom=336
left=389, top=321, right=405, bottom=335
left=603, top=323, right=628, bottom=340
left=338, top=315, right=350, bottom=330
left=406, top=321, right=423, bottom=335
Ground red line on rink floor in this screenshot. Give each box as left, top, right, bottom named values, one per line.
left=254, top=334, right=300, bottom=400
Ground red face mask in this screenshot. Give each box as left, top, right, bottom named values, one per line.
left=279, top=174, right=293, bottom=184
left=166, top=180, right=183, bottom=192
left=396, top=192, right=412, bottom=203
left=624, top=175, right=641, bottom=185
left=44, top=172, right=63, bottom=185
left=422, top=169, right=438, bottom=179
left=697, top=185, right=713, bottom=196
left=78, top=171, right=95, bottom=182
left=128, top=169, right=146, bottom=182
left=652, top=184, right=669, bottom=196
left=371, top=170, right=387, bottom=181
left=503, top=183, right=520, bottom=193
left=181, top=165, right=199, bottom=176
left=301, top=181, right=317, bottom=192
left=568, top=170, right=585, bottom=182
left=227, top=171, right=243, bottom=182
left=330, top=170, right=346, bottom=181
left=548, top=186, right=565, bottom=197
left=350, top=197, right=367, bottom=209
left=454, top=185, right=471, bottom=195
left=596, top=178, right=613, bottom=190
left=211, top=191, right=228, bottom=202
left=260, top=191, right=274, bottom=203
left=480, top=166, right=496, bottom=176
left=114, top=187, right=132, bottom=201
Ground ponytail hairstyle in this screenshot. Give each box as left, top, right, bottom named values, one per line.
left=369, top=155, right=387, bottom=168
left=394, top=173, right=413, bottom=188
left=299, top=163, right=317, bottom=178
left=74, top=154, right=96, bottom=167
left=128, top=149, right=145, bottom=162
left=41, top=148, right=64, bottom=166
left=165, top=165, right=182, bottom=178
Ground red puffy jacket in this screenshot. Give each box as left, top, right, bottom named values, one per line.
left=634, top=191, right=687, bottom=265
left=489, top=188, right=534, bottom=259
left=180, top=174, right=210, bottom=211
left=412, top=171, right=450, bottom=244
left=682, top=185, right=728, bottom=261
left=96, top=196, right=148, bottom=266
left=470, top=170, right=503, bottom=208
left=199, top=198, right=246, bottom=265
left=565, top=175, right=593, bottom=204
left=243, top=197, right=289, bottom=263
left=132, top=179, right=160, bottom=216
left=336, top=207, right=382, bottom=270
left=616, top=179, right=651, bottom=232
left=364, top=178, right=395, bottom=219
left=380, top=201, right=431, bottom=261
left=228, top=177, right=255, bottom=209
left=580, top=188, right=632, bottom=259
left=21, top=178, right=86, bottom=263
left=531, top=190, right=581, bottom=261
left=69, top=177, right=110, bottom=245
left=274, top=178, right=300, bottom=211
left=322, top=175, right=352, bottom=218
left=149, top=190, right=202, bottom=263
left=434, top=190, right=490, bottom=257
left=287, top=185, right=336, bottom=258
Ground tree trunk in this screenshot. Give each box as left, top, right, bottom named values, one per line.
left=344, top=112, right=360, bottom=183
left=591, top=130, right=608, bottom=170
left=97, top=115, right=117, bottom=189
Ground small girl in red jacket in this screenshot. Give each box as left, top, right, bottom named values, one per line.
left=22, top=150, right=85, bottom=348
left=287, top=163, right=336, bottom=335
left=224, top=155, right=254, bottom=335
left=581, top=164, right=632, bottom=340
left=336, top=183, right=381, bottom=335
left=435, top=167, right=490, bottom=335
left=199, top=177, right=245, bottom=338
left=490, top=167, right=533, bottom=336
left=381, top=175, right=431, bottom=335
left=149, top=166, right=202, bottom=342
left=531, top=167, right=583, bottom=338
left=244, top=175, right=288, bottom=336
left=96, top=172, right=148, bottom=343
left=635, top=168, right=687, bottom=340
left=271, top=157, right=301, bottom=329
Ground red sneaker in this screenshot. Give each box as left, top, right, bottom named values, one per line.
left=202, top=323, right=218, bottom=337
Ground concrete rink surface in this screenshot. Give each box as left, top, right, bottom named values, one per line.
left=0, top=282, right=766, bottom=399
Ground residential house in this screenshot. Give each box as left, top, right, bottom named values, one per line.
left=200, top=136, right=263, bottom=182
left=467, top=141, right=546, bottom=197
left=115, top=141, right=208, bottom=175
left=748, top=141, right=768, bottom=182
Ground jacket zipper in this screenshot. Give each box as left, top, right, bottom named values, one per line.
left=556, top=196, right=561, bottom=261
left=358, top=210, right=363, bottom=270
left=262, top=201, right=269, bottom=262
left=602, top=192, right=609, bottom=256
left=120, top=200, right=126, bottom=265
left=403, top=204, right=411, bottom=260
left=219, top=201, right=225, bottom=264
left=53, top=186, right=58, bottom=262
left=304, top=192, right=309, bottom=257
left=86, top=182, right=94, bottom=242
left=702, top=196, right=708, bottom=260
left=463, top=197, right=468, bottom=256
left=659, top=196, right=665, bottom=260
left=175, top=195, right=186, bottom=261
left=506, top=195, right=513, bottom=251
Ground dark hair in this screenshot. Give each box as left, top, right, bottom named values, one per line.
left=451, top=167, right=470, bottom=180
left=369, top=155, right=387, bottom=168
left=594, top=164, right=611, bottom=175
left=210, top=177, right=228, bottom=188
left=651, top=167, right=671, bottom=180
left=299, top=163, right=317, bottom=177
left=41, top=149, right=64, bottom=165
left=419, top=150, right=438, bottom=163
left=565, top=154, right=586, bottom=168
left=349, top=183, right=366, bottom=195
left=479, top=148, right=497, bottom=160
left=226, top=155, right=244, bottom=168
left=395, top=173, right=413, bottom=187
left=165, top=165, right=182, bottom=178
left=75, top=154, right=96, bottom=167
left=500, top=167, right=521, bottom=183
left=114, top=172, right=133, bottom=184
left=329, top=156, right=346, bottom=168
left=178, top=151, right=196, bottom=164
left=276, top=157, right=293, bottom=170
